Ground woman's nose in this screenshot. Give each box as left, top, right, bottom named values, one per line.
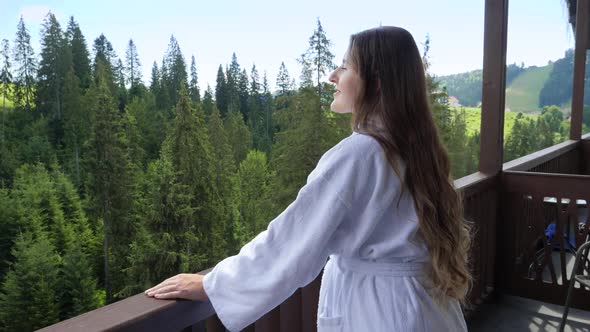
left=328, top=69, right=338, bottom=84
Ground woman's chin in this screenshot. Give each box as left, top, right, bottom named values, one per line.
left=330, top=103, right=352, bottom=114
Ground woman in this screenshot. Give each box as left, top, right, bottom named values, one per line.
left=146, top=26, right=471, bottom=331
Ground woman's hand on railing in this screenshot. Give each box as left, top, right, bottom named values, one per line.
left=144, top=273, right=209, bottom=302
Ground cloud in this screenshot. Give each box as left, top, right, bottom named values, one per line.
left=18, top=5, right=64, bottom=24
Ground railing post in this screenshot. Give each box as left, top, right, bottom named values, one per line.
left=571, top=0, right=589, bottom=140
left=479, top=0, right=509, bottom=175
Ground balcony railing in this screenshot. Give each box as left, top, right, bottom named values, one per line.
left=39, top=134, right=589, bottom=331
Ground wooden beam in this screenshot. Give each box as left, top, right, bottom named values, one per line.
left=571, top=0, right=589, bottom=140
left=479, top=0, right=509, bottom=175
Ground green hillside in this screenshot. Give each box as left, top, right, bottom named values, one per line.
left=456, top=107, right=538, bottom=139
left=505, top=64, right=553, bottom=113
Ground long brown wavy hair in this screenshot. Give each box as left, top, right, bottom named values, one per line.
left=348, top=26, right=472, bottom=303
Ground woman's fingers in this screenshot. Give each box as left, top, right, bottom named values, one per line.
left=154, top=291, right=182, bottom=299
left=145, top=277, right=178, bottom=296
left=148, top=284, right=179, bottom=297
left=144, top=273, right=207, bottom=301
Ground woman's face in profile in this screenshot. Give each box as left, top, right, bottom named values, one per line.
left=328, top=51, right=362, bottom=114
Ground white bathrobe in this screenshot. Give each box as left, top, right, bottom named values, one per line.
left=203, top=131, right=468, bottom=331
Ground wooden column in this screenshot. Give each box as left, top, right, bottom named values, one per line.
left=479, top=0, right=509, bottom=175
left=571, top=0, right=589, bottom=140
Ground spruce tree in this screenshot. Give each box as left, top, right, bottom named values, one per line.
left=276, top=61, right=292, bottom=96
left=247, top=64, right=269, bottom=153
left=115, top=58, right=127, bottom=111
left=162, top=35, right=188, bottom=106
left=92, top=34, right=119, bottom=101
left=202, top=84, right=215, bottom=120
left=127, top=85, right=223, bottom=292
left=259, top=72, right=274, bottom=155
left=300, top=18, right=336, bottom=105
left=11, top=164, right=73, bottom=255
left=207, top=106, right=238, bottom=253
left=13, top=16, right=37, bottom=112
left=125, top=39, right=142, bottom=97
left=86, top=61, right=136, bottom=301
left=238, top=68, right=250, bottom=121
left=0, top=39, right=11, bottom=146
left=66, top=17, right=91, bottom=89
left=0, top=188, right=17, bottom=276
left=270, top=89, right=336, bottom=213
left=235, top=150, right=273, bottom=247
left=189, top=55, right=200, bottom=103
left=62, top=68, right=87, bottom=189
left=60, top=237, right=101, bottom=319
left=37, top=12, right=72, bottom=147
left=298, top=54, right=313, bottom=89
left=0, top=233, right=60, bottom=331
left=215, top=65, right=227, bottom=115
left=224, top=110, right=253, bottom=167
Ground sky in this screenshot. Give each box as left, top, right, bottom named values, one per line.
left=0, top=0, right=575, bottom=92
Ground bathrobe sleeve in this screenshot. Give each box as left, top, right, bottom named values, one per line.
left=202, top=139, right=370, bottom=331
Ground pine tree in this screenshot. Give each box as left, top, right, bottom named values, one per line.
left=536, top=117, right=554, bottom=150
left=0, top=39, right=12, bottom=146
left=150, top=61, right=170, bottom=111
left=447, top=109, right=468, bottom=178
left=126, top=85, right=223, bottom=292
left=149, top=61, right=160, bottom=95
left=202, top=84, right=215, bottom=120
left=60, top=237, right=102, bottom=319
left=0, top=233, right=60, bottom=331
left=37, top=12, right=72, bottom=148
left=270, top=89, right=337, bottom=213
left=238, top=68, right=250, bottom=121
left=207, top=106, right=238, bottom=253
left=189, top=55, right=200, bottom=103
left=62, top=68, right=87, bottom=188
left=115, top=58, right=127, bottom=111
left=276, top=61, right=292, bottom=96
left=66, top=17, right=91, bottom=89
left=86, top=62, right=136, bottom=301
left=224, top=110, right=253, bottom=167
left=464, top=131, right=480, bottom=175
left=235, top=150, right=273, bottom=247
left=11, top=164, right=73, bottom=255
left=0, top=188, right=17, bottom=276
left=247, top=64, right=268, bottom=153
left=215, top=65, right=227, bottom=115
left=226, top=53, right=241, bottom=114
left=505, top=114, right=525, bottom=162
left=162, top=35, right=188, bottom=106
left=92, top=34, right=118, bottom=96
left=300, top=18, right=336, bottom=105
left=125, top=94, right=163, bottom=163
left=259, top=71, right=274, bottom=155
left=125, top=39, right=142, bottom=98
left=13, top=16, right=37, bottom=112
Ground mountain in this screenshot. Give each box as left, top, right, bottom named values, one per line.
left=505, top=64, right=553, bottom=113
left=438, top=50, right=576, bottom=114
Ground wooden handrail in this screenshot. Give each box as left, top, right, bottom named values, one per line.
left=502, top=140, right=580, bottom=172
left=503, top=170, right=590, bottom=197
left=38, top=270, right=215, bottom=332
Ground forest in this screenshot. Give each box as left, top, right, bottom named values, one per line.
left=0, top=13, right=575, bottom=331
